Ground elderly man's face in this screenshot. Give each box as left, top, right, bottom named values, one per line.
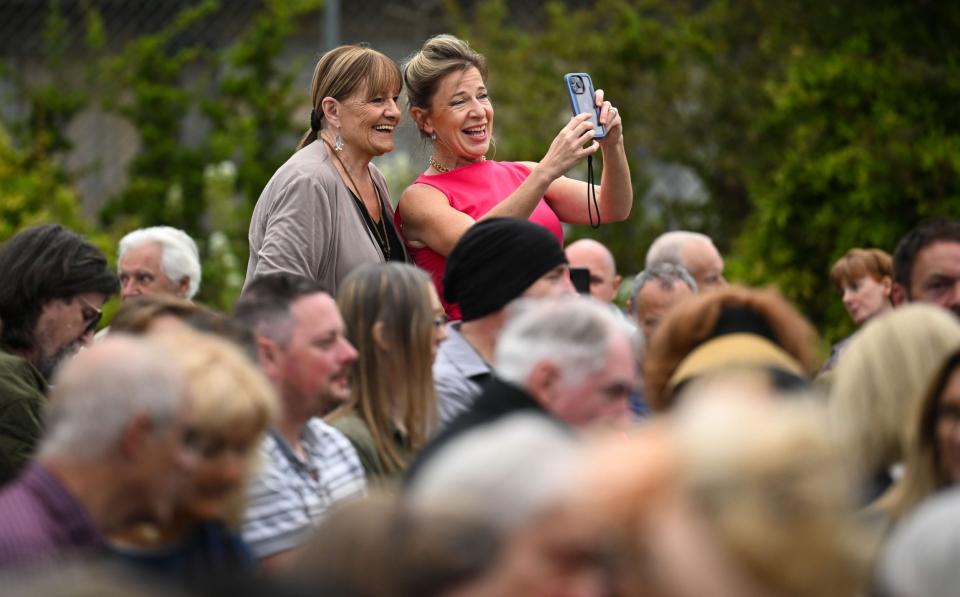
left=909, top=241, right=960, bottom=317
left=682, top=240, right=726, bottom=291
left=635, top=281, right=693, bottom=341
left=548, top=333, right=635, bottom=428
left=119, top=242, right=186, bottom=300
left=32, top=291, right=106, bottom=379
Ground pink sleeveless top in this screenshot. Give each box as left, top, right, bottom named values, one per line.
left=396, top=161, right=564, bottom=320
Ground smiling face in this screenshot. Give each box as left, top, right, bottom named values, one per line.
left=840, top=274, right=892, bottom=325
left=334, top=83, right=401, bottom=159
left=418, top=66, right=493, bottom=167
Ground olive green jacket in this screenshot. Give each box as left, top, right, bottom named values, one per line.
left=329, top=413, right=412, bottom=486
left=0, top=348, right=47, bottom=485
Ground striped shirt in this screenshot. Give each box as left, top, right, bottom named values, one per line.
left=242, top=418, right=366, bottom=559
left=0, top=463, right=104, bottom=568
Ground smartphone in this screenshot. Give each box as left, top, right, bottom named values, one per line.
left=564, top=72, right=606, bottom=139
left=570, top=267, right=592, bottom=295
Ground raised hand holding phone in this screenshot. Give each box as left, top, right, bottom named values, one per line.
left=565, top=73, right=606, bottom=139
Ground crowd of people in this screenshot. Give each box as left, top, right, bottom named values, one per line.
left=0, top=33, right=959, bottom=597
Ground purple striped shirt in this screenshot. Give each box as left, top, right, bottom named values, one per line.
left=0, top=463, right=104, bottom=568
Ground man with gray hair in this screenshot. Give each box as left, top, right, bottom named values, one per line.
left=645, top=230, right=726, bottom=291
left=407, top=297, right=634, bottom=481
left=0, top=336, right=197, bottom=568
left=631, top=263, right=698, bottom=341
left=118, top=226, right=202, bottom=301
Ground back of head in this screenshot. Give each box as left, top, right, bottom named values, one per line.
left=118, top=226, right=202, bottom=299
left=495, top=297, right=626, bottom=387
left=0, top=224, right=119, bottom=351
left=443, top=218, right=566, bottom=321
left=673, top=394, right=873, bottom=597
left=409, top=413, right=582, bottom=534
left=335, top=263, right=437, bottom=469
left=299, top=44, right=402, bottom=150
left=829, top=304, right=960, bottom=479
left=294, top=495, right=502, bottom=597
left=39, top=335, right=186, bottom=460
left=404, top=34, right=487, bottom=132
left=152, top=330, right=277, bottom=441
left=893, top=218, right=960, bottom=296
left=644, top=286, right=820, bottom=411
left=645, top=230, right=710, bottom=269
left=234, top=273, right=329, bottom=345
left=109, top=294, right=210, bottom=335
left=830, top=247, right=893, bottom=289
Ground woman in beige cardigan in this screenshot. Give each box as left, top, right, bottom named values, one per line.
left=244, top=44, right=408, bottom=295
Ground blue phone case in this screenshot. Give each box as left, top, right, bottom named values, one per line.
left=564, top=72, right=606, bottom=139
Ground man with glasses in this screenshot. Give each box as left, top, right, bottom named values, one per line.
left=0, top=224, right=119, bottom=485
left=0, top=336, right=198, bottom=568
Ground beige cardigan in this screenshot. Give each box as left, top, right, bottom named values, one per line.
left=243, top=141, right=406, bottom=295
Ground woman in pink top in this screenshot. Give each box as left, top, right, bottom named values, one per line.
left=397, top=34, right=634, bottom=318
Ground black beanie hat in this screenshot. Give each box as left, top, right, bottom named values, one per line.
left=443, top=218, right=567, bottom=322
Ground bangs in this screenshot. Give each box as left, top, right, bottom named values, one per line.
left=362, top=51, right=403, bottom=98
left=830, top=257, right=870, bottom=288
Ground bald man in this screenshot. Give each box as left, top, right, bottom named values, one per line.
left=645, top=231, right=726, bottom=291
left=565, top=239, right=622, bottom=304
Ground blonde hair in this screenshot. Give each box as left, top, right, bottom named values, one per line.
left=403, top=34, right=487, bottom=137
left=829, top=304, right=960, bottom=485
left=152, top=330, right=279, bottom=524
left=829, top=247, right=893, bottom=289
left=331, top=263, right=437, bottom=475
left=297, top=44, right=402, bottom=150
left=878, top=349, right=960, bottom=521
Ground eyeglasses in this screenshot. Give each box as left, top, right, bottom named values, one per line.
left=76, top=296, right=103, bottom=335
left=433, top=313, right=449, bottom=330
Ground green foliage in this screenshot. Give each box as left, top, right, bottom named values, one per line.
left=1, top=0, right=323, bottom=312
left=458, top=0, right=960, bottom=340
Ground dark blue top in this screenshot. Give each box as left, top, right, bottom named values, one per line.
left=114, top=520, right=254, bottom=588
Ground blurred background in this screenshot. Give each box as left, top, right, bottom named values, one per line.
left=1, top=0, right=958, bottom=345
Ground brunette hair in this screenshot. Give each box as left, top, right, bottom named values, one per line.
left=644, top=286, right=820, bottom=411
left=0, top=224, right=118, bottom=351
left=829, top=248, right=893, bottom=289
left=877, top=350, right=960, bottom=521
left=109, top=294, right=212, bottom=334
left=893, top=219, right=960, bottom=296
left=297, top=44, right=402, bottom=150
left=403, top=34, right=487, bottom=137
left=330, top=263, right=437, bottom=476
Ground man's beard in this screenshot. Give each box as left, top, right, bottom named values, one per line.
left=35, top=339, right=83, bottom=381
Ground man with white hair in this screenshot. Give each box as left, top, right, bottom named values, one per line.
left=645, top=230, right=726, bottom=291
left=631, top=263, right=698, bottom=341
left=0, top=336, right=197, bottom=567
left=118, top=226, right=202, bottom=301
left=407, top=297, right=634, bottom=480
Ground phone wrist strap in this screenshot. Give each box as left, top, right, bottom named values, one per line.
left=587, top=154, right=601, bottom=229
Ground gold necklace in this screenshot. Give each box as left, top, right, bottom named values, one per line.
left=323, top=138, right=391, bottom=260
left=428, top=155, right=485, bottom=174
